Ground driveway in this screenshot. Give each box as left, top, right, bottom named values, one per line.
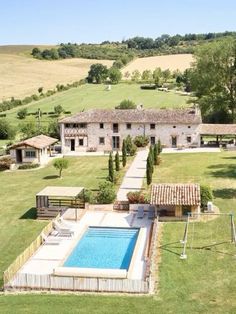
left=117, top=149, right=148, bottom=201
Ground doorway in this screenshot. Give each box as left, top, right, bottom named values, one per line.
left=16, top=149, right=22, bottom=163
left=171, top=136, right=177, bottom=148
left=70, top=139, right=75, bottom=151
left=112, top=136, right=120, bottom=150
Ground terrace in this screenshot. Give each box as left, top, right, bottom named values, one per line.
left=5, top=210, right=156, bottom=293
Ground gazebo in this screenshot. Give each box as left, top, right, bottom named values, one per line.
left=36, top=186, right=85, bottom=219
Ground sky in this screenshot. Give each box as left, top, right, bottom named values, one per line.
left=1, top=0, right=236, bottom=45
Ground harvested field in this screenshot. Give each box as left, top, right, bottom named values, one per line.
left=0, top=54, right=113, bottom=99
left=122, top=54, right=194, bottom=77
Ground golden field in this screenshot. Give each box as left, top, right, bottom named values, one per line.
left=0, top=52, right=113, bottom=100
left=122, top=54, right=194, bottom=77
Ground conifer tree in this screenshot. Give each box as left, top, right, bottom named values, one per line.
left=115, top=151, right=120, bottom=171
left=146, top=154, right=152, bottom=185
left=153, top=143, right=158, bottom=166
left=122, top=139, right=127, bottom=167
left=157, top=139, right=162, bottom=155
left=108, top=152, right=114, bottom=182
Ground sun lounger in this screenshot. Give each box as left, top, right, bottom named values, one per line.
left=53, top=221, right=74, bottom=236
left=137, top=206, right=144, bottom=219
left=148, top=206, right=155, bottom=219
left=41, top=232, right=62, bottom=245
left=58, top=217, right=77, bottom=230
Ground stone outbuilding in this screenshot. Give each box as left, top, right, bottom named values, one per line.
left=150, top=183, right=201, bottom=217
left=9, top=134, right=58, bottom=165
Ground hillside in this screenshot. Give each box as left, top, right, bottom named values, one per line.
left=122, top=54, right=194, bottom=76
left=0, top=53, right=113, bottom=99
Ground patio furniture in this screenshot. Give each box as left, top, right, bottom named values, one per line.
left=58, top=217, right=77, bottom=230
left=53, top=221, right=74, bottom=236
left=148, top=206, right=155, bottom=219
left=137, top=206, right=144, bottom=219
left=41, top=232, right=62, bottom=245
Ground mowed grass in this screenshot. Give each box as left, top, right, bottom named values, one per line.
left=0, top=156, right=111, bottom=287
left=1, top=152, right=236, bottom=313
left=3, top=83, right=189, bottom=125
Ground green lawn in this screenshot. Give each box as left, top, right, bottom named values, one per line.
left=1, top=152, right=236, bottom=313
left=3, top=83, right=189, bottom=125
left=0, top=156, right=119, bottom=287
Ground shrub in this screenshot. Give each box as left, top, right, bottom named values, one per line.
left=157, top=139, right=162, bottom=154
left=0, top=119, right=16, bottom=139
left=18, top=163, right=40, bottom=170
left=115, top=99, right=136, bottom=109
left=127, top=191, right=148, bottom=204
left=134, top=135, right=149, bottom=147
left=140, top=84, right=156, bottom=90
left=0, top=156, right=13, bottom=171
left=200, top=185, right=213, bottom=208
left=17, top=108, right=28, bottom=119
left=54, top=105, right=64, bottom=115
left=97, top=181, right=116, bottom=204
left=83, top=189, right=96, bottom=204
left=129, top=143, right=137, bottom=156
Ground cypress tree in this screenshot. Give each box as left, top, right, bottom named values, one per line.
left=157, top=139, right=162, bottom=155
left=153, top=143, right=158, bottom=166
left=148, top=149, right=154, bottom=174
left=122, top=139, right=127, bottom=167
left=108, top=152, right=114, bottom=182
left=146, top=154, right=152, bottom=185
left=115, top=151, right=120, bottom=171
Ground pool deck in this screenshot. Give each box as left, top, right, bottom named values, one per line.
left=18, top=210, right=153, bottom=280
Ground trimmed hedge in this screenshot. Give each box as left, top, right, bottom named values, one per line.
left=18, top=163, right=40, bottom=170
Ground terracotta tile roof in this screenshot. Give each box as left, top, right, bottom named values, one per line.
left=59, top=108, right=202, bottom=124
left=10, top=134, right=58, bottom=150
left=199, top=124, right=236, bottom=135
left=150, top=183, right=201, bottom=206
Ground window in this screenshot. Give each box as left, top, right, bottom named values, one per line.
left=25, top=150, right=36, bottom=158
left=100, top=123, right=104, bottom=129
left=79, top=123, right=87, bottom=128
left=126, top=123, right=131, bottom=130
left=173, top=126, right=176, bottom=128
left=150, top=137, right=155, bottom=145
left=72, top=124, right=78, bottom=128
left=150, top=124, right=155, bottom=130
left=65, top=123, right=70, bottom=128
left=99, top=137, right=105, bottom=145
left=187, top=136, right=192, bottom=143
left=79, top=138, right=84, bottom=146
left=113, top=123, right=119, bottom=133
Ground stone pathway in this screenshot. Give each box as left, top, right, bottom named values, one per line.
left=117, top=149, right=148, bottom=201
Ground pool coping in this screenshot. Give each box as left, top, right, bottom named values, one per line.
left=54, top=225, right=143, bottom=280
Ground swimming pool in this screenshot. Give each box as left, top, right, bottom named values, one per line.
left=64, top=227, right=139, bottom=270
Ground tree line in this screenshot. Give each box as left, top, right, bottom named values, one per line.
left=31, top=32, right=236, bottom=61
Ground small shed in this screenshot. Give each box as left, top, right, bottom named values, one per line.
left=150, top=183, right=201, bottom=217
left=36, top=186, right=85, bottom=219
left=9, top=134, right=58, bottom=165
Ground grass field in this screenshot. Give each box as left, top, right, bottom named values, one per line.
left=0, top=53, right=113, bottom=100
left=2, top=83, right=189, bottom=124
left=1, top=151, right=236, bottom=313
left=122, top=54, right=194, bottom=77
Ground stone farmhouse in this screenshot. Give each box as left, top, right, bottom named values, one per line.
left=59, top=107, right=236, bottom=153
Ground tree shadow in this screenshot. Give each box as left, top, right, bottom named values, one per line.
left=158, top=241, right=182, bottom=257
left=20, top=207, right=37, bottom=220
left=208, top=164, right=236, bottom=178
left=222, top=156, right=236, bottom=160
left=43, top=175, right=59, bottom=180
left=213, top=188, right=236, bottom=199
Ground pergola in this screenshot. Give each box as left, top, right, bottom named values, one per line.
left=36, top=186, right=85, bottom=219
left=200, top=124, right=236, bottom=146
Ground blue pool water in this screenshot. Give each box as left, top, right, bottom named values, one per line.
left=64, top=227, right=139, bottom=269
